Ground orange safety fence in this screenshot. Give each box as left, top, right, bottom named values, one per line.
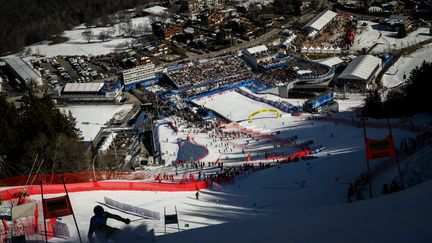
left=0, top=171, right=148, bottom=187
left=0, top=180, right=211, bottom=201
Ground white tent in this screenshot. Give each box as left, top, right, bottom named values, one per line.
left=308, top=46, right=315, bottom=53
left=322, top=47, right=330, bottom=54
left=338, top=55, right=382, bottom=81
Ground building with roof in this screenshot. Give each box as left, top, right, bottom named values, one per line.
left=2, top=57, right=42, bottom=87
left=303, top=10, right=337, bottom=39
left=243, top=45, right=286, bottom=72
left=187, top=0, right=225, bottom=13
left=318, top=56, right=345, bottom=68
left=122, top=64, right=163, bottom=91
left=337, top=55, right=382, bottom=90
left=144, top=6, right=168, bottom=16
left=384, top=15, right=413, bottom=31
left=152, top=22, right=183, bottom=40
left=52, top=82, right=122, bottom=103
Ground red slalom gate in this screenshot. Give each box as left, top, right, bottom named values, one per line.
left=0, top=180, right=211, bottom=201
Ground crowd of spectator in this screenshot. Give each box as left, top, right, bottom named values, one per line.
left=167, top=56, right=252, bottom=89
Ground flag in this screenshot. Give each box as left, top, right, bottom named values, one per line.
left=246, top=152, right=251, bottom=162
left=164, top=214, right=178, bottom=225
left=12, top=201, right=37, bottom=220
left=1, top=219, right=8, bottom=232
left=43, top=196, right=73, bottom=219
left=34, top=205, right=39, bottom=232
left=365, top=135, right=396, bottom=160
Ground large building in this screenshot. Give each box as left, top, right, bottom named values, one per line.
left=52, top=82, right=122, bottom=103
left=122, top=64, right=163, bottom=91
left=384, top=15, right=413, bottom=31
left=303, top=10, right=337, bottom=39
left=2, top=57, right=42, bottom=87
left=338, top=55, right=382, bottom=90
left=243, top=45, right=287, bottom=72
left=188, top=0, right=224, bottom=13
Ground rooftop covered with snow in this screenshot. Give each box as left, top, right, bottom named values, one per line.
left=63, top=82, right=104, bottom=93
left=3, top=57, right=42, bottom=85
left=304, top=10, right=337, bottom=32
left=245, top=45, right=268, bottom=55
left=318, top=56, right=345, bottom=67
left=338, top=55, right=382, bottom=81
left=144, top=6, right=168, bottom=16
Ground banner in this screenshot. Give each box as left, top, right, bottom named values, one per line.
left=104, top=197, right=160, bottom=220
left=365, top=135, right=396, bottom=160
left=12, top=201, right=37, bottom=220
left=53, top=221, right=70, bottom=238
left=246, top=152, right=251, bottom=162
left=43, top=196, right=73, bottom=219
left=164, top=214, right=178, bottom=225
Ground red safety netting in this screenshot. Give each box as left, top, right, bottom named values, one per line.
left=0, top=180, right=211, bottom=201
left=0, top=171, right=147, bottom=187
left=1, top=216, right=58, bottom=243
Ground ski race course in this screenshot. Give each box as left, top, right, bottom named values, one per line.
left=1, top=89, right=431, bottom=242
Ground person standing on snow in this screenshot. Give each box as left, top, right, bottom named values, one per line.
left=88, top=205, right=131, bottom=243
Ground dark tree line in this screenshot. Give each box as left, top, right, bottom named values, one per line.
left=0, top=0, right=148, bottom=54
left=363, top=61, right=432, bottom=118
left=0, top=94, right=87, bottom=178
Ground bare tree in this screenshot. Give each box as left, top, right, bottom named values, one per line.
left=98, top=30, right=111, bottom=42
left=82, top=30, right=94, bottom=43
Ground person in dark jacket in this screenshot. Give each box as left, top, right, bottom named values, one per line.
left=88, top=205, right=130, bottom=243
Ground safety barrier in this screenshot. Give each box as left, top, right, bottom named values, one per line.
left=0, top=171, right=148, bottom=188
left=236, top=88, right=295, bottom=113
left=1, top=217, right=59, bottom=242
left=0, top=180, right=211, bottom=201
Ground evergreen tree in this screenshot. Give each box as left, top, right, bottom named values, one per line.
left=0, top=94, right=87, bottom=178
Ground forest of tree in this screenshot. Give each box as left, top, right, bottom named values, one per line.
left=0, top=0, right=150, bottom=55
left=363, top=61, right=432, bottom=118
left=0, top=94, right=88, bottom=178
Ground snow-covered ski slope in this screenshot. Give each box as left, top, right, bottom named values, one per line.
left=192, top=90, right=283, bottom=122
left=159, top=178, right=432, bottom=243
left=60, top=104, right=133, bottom=141
left=20, top=91, right=429, bottom=242
left=382, top=43, right=432, bottom=88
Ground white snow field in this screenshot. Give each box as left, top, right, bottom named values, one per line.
left=31, top=90, right=428, bottom=242
left=27, top=16, right=153, bottom=57
left=382, top=43, right=432, bottom=88
left=159, top=178, right=432, bottom=243
left=60, top=104, right=133, bottom=141
left=158, top=123, right=180, bottom=166
left=36, top=114, right=427, bottom=242
left=352, top=21, right=432, bottom=53
left=192, top=90, right=287, bottom=122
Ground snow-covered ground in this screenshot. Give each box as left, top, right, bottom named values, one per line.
left=34, top=114, right=420, bottom=242
left=159, top=178, right=432, bottom=243
left=352, top=21, right=432, bottom=53
left=25, top=16, right=152, bottom=58
left=192, top=90, right=287, bottom=122
left=60, top=104, right=133, bottom=141
left=158, top=124, right=180, bottom=166
left=4, top=89, right=429, bottom=243
left=382, top=43, right=432, bottom=88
